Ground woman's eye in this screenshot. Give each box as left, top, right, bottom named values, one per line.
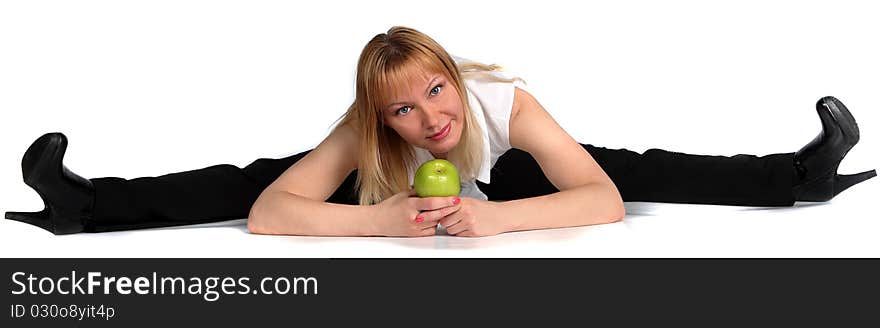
left=394, top=84, right=441, bottom=116
left=396, top=106, right=412, bottom=116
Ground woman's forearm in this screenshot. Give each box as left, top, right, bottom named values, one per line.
left=247, top=190, right=377, bottom=236
left=499, top=183, right=625, bottom=232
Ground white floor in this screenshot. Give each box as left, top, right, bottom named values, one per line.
left=1, top=179, right=876, bottom=258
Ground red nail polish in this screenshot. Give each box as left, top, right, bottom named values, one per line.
left=415, top=217, right=424, bottom=223
left=453, top=197, right=461, bottom=205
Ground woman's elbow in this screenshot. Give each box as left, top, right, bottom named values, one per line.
left=606, top=201, right=626, bottom=223
left=246, top=215, right=267, bottom=235
left=246, top=203, right=273, bottom=235
left=603, top=186, right=626, bottom=223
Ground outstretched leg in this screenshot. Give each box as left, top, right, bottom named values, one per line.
left=88, top=151, right=360, bottom=232
left=5, top=136, right=359, bottom=234
left=480, top=147, right=798, bottom=206
left=479, top=96, right=875, bottom=206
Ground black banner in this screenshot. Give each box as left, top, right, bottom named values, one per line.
left=2, top=258, right=878, bottom=326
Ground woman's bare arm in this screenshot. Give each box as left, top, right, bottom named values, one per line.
left=501, top=87, right=625, bottom=231
left=246, top=123, right=380, bottom=236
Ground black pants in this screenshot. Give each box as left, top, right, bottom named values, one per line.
left=87, top=145, right=796, bottom=232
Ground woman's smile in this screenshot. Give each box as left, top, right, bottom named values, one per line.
left=428, top=122, right=451, bottom=141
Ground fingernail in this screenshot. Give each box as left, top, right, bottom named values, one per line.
left=415, top=217, right=424, bottom=223
left=453, top=197, right=461, bottom=205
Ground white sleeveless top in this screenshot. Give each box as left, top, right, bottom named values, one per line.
left=407, top=55, right=526, bottom=200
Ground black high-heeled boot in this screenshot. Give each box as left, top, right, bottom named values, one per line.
left=5, top=132, right=94, bottom=234
left=792, top=96, right=876, bottom=202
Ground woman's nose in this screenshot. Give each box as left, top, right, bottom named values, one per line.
left=421, top=105, right=442, bottom=128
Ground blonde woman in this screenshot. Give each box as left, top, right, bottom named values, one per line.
left=6, top=26, right=876, bottom=236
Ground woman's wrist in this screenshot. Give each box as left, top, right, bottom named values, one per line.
left=476, top=199, right=509, bottom=233
left=360, top=204, right=382, bottom=237
left=492, top=199, right=523, bottom=233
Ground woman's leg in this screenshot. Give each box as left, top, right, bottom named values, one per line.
left=480, top=147, right=797, bottom=207
left=480, top=96, right=876, bottom=207
left=89, top=151, right=360, bottom=232
left=5, top=133, right=359, bottom=234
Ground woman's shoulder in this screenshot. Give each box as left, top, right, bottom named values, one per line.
left=509, top=86, right=534, bottom=129
left=462, top=73, right=519, bottom=121
left=322, top=120, right=361, bottom=168
left=333, top=119, right=359, bottom=138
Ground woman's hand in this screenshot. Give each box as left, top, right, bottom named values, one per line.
left=371, top=189, right=461, bottom=237
left=438, top=197, right=505, bottom=237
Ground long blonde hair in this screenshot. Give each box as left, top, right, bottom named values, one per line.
left=333, top=26, right=523, bottom=205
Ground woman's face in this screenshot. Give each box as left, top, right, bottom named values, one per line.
left=381, top=68, right=463, bottom=159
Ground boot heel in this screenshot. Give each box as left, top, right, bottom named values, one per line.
left=5, top=210, right=53, bottom=233
left=833, top=170, right=877, bottom=197
left=8, top=132, right=92, bottom=235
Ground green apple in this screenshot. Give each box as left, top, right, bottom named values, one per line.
left=413, top=159, right=461, bottom=197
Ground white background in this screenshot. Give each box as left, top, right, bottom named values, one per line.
left=1, top=0, right=877, bottom=257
